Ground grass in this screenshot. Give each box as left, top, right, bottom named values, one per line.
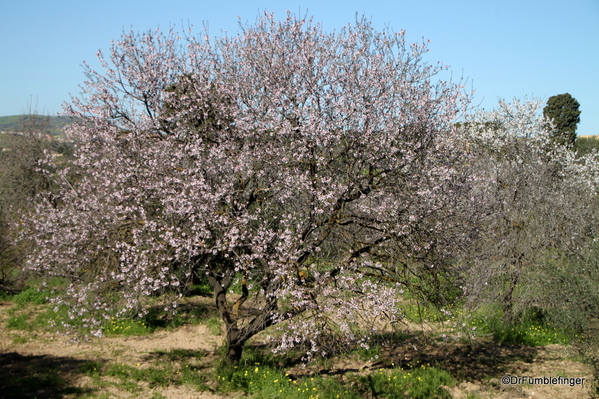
left=77, top=350, right=211, bottom=394
left=1, top=280, right=591, bottom=398
left=12, top=286, right=51, bottom=307
left=466, top=307, right=574, bottom=346
left=104, top=318, right=151, bottom=336
left=357, top=365, right=456, bottom=399
left=4, top=286, right=213, bottom=339
left=215, top=357, right=456, bottom=399
left=353, top=343, right=382, bottom=361
left=142, top=302, right=209, bottom=331
left=402, top=300, right=452, bottom=323
left=215, top=361, right=362, bottom=398
left=204, top=316, right=222, bottom=335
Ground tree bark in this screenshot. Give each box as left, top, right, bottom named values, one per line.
left=225, top=327, right=246, bottom=363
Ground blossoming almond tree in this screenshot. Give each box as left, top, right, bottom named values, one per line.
left=27, top=13, right=473, bottom=362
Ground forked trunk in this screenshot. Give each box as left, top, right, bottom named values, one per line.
left=225, top=327, right=246, bottom=363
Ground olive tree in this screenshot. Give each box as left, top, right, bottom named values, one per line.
left=461, top=99, right=599, bottom=324
left=26, top=14, right=474, bottom=362
left=0, top=110, right=58, bottom=293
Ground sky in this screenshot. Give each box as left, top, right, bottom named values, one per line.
left=1, top=0, right=598, bottom=135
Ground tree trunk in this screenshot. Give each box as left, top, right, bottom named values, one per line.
left=502, top=269, right=519, bottom=324
left=225, top=327, right=246, bottom=363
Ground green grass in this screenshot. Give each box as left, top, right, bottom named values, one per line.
left=402, top=301, right=452, bottom=323
left=7, top=313, right=30, bottom=330
left=4, top=285, right=215, bottom=341
left=80, top=360, right=104, bottom=376
left=489, top=322, right=571, bottom=346
left=103, top=318, right=151, bottom=336
left=142, top=303, right=209, bottom=331
left=212, top=345, right=456, bottom=399
left=204, top=316, right=222, bottom=335
left=357, top=366, right=456, bottom=399
left=466, top=307, right=573, bottom=346
left=215, top=359, right=456, bottom=399
left=353, top=343, right=382, bottom=361
left=150, top=348, right=207, bottom=361
left=12, top=286, right=51, bottom=307
left=79, top=354, right=210, bottom=394
left=215, top=361, right=361, bottom=398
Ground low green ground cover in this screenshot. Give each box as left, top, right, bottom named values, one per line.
left=1, top=283, right=593, bottom=398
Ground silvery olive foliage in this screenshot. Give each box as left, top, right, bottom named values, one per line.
left=25, top=13, right=476, bottom=362
left=460, top=99, right=599, bottom=323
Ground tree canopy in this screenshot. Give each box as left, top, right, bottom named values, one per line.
left=543, top=93, right=581, bottom=147
left=24, top=14, right=477, bottom=362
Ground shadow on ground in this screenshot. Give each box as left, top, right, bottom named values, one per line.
left=303, top=332, right=539, bottom=382
left=0, top=352, right=95, bottom=399
left=387, top=339, right=538, bottom=380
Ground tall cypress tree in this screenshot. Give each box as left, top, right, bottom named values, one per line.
left=543, top=93, right=581, bottom=147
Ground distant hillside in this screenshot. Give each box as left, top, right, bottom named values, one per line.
left=0, top=115, right=75, bottom=138
left=576, top=135, right=599, bottom=157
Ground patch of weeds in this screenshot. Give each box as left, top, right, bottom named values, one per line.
left=215, top=346, right=359, bottom=398
left=278, top=376, right=362, bottom=399
left=187, top=304, right=209, bottom=323
left=7, top=313, right=30, bottom=330
left=12, top=335, right=29, bottom=344
left=468, top=311, right=572, bottom=346
left=357, top=365, right=456, bottom=399
left=0, top=289, right=15, bottom=301
left=96, top=360, right=210, bottom=392
left=179, top=363, right=210, bottom=389
left=33, top=304, right=85, bottom=331
left=403, top=301, right=451, bottom=323
left=0, top=352, right=91, bottom=398
left=238, top=345, right=291, bottom=369
left=12, top=286, right=51, bottom=307
left=105, top=363, right=172, bottom=387
left=5, top=370, right=65, bottom=396
left=143, top=304, right=208, bottom=331
left=150, top=348, right=206, bottom=362
left=204, top=316, right=222, bottom=335
left=104, top=318, right=151, bottom=336
left=215, top=360, right=361, bottom=398
left=186, top=282, right=212, bottom=297
left=215, top=361, right=291, bottom=394
left=80, top=360, right=103, bottom=376
left=353, top=343, right=382, bottom=361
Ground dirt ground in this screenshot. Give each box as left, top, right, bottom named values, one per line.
left=0, top=298, right=595, bottom=399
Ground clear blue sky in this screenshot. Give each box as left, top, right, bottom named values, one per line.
left=1, top=0, right=598, bottom=135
